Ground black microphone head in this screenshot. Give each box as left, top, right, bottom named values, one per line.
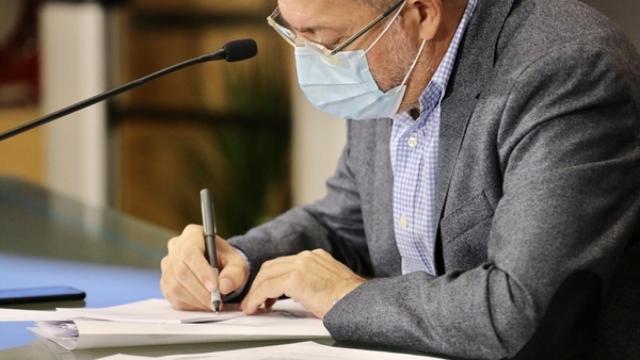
left=223, top=39, right=258, bottom=62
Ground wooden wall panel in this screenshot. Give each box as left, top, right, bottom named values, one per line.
left=114, top=6, right=292, bottom=236
left=117, top=119, right=222, bottom=233
left=0, top=107, right=44, bottom=185
left=131, top=0, right=271, bottom=15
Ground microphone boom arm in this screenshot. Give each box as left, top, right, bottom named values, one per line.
left=0, top=49, right=227, bottom=142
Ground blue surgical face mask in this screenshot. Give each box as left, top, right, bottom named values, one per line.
left=294, top=5, right=426, bottom=120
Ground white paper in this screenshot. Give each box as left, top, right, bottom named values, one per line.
left=0, top=308, right=71, bottom=322
left=96, top=341, right=446, bottom=360
left=26, top=299, right=330, bottom=350
left=1, top=298, right=243, bottom=324
left=56, top=299, right=244, bottom=324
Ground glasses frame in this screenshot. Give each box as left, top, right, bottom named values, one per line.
left=267, top=0, right=405, bottom=57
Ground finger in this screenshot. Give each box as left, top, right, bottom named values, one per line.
left=254, top=258, right=296, bottom=284
left=182, top=224, right=204, bottom=239
left=311, top=248, right=333, bottom=260
left=218, top=260, right=248, bottom=295
left=174, top=259, right=214, bottom=310
left=161, top=275, right=209, bottom=311
left=170, top=299, right=191, bottom=311
left=167, top=236, right=178, bottom=253
left=173, top=224, right=217, bottom=291
left=242, top=275, right=289, bottom=314
left=241, top=252, right=314, bottom=311
left=242, top=259, right=296, bottom=306
left=215, top=237, right=237, bottom=266
left=184, top=251, right=218, bottom=293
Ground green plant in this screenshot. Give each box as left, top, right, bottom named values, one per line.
left=177, top=43, right=291, bottom=238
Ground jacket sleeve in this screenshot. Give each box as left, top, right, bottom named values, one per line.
left=323, top=43, right=640, bottom=359
left=228, top=121, right=374, bottom=290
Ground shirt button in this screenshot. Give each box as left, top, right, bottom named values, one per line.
left=407, top=135, right=418, bottom=148
left=399, top=215, right=409, bottom=230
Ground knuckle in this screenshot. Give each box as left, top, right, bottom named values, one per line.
left=184, top=224, right=202, bottom=235
left=312, top=249, right=325, bottom=255
left=167, top=237, right=177, bottom=252
left=252, top=272, right=264, bottom=286
left=261, top=259, right=274, bottom=270
left=161, top=277, right=179, bottom=296
left=160, top=256, right=169, bottom=271
left=167, top=281, right=181, bottom=295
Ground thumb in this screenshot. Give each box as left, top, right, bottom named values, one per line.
left=219, top=260, right=248, bottom=295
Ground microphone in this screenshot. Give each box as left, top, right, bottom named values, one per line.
left=0, top=39, right=258, bottom=142
left=223, top=39, right=258, bottom=62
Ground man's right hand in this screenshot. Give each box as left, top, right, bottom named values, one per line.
left=160, top=224, right=249, bottom=311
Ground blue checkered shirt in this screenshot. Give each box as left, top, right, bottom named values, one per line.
left=390, top=0, right=477, bottom=275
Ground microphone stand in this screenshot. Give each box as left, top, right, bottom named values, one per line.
left=0, top=50, right=226, bottom=142
left=0, top=38, right=257, bottom=142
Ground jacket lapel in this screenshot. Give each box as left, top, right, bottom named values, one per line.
left=435, top=0, right=516, bottom=225
left=373, top=118, right=402, bottom=276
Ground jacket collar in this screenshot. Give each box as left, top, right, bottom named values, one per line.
left=435, top=0, right=516, bottom=228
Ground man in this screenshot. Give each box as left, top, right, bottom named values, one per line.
left=160, top=0, right=640, bottom=358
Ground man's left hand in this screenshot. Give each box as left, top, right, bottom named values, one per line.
left=240, top=249, right=366, bottom=319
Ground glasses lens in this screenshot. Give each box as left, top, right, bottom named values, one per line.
left=269, top=10, right=299, bottom=43
left=268, top=8, right=333, bottom=57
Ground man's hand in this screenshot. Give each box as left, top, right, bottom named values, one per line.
left=160, top=224, right=249, bottom=311
left=241, top=249, right=366, bottom=319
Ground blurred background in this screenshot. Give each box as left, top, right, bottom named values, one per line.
left=0, top=0, right=347, bottom=239
left=0, top=0, right=638, bottom=238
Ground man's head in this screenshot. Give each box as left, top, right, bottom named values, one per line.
left=277, top=0, right=467, bottom=112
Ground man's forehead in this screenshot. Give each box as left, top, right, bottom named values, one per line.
left=277, top=0, right=371, bottom=33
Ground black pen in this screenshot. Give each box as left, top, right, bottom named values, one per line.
left=200, top=189, right=222, bottom=313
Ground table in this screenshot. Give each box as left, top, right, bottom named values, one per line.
left=0, top=178, right=333, bottom=359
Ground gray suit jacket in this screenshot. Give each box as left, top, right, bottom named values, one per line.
left=230, top=0, right=640, bottom=358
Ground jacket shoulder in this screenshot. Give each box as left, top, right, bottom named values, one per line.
left=497, top=0, right=639, bottom=71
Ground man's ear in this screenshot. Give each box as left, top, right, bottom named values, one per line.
left=404, top=0, right=442, bottom=41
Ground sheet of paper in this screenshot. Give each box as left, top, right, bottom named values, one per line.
left=96, top=341, right=446, bottom=360
left=56, top=299, right=244, bottom=324
left=29, top=300, right=329, bottom=350
left=0, top=308, right=71, bottom=322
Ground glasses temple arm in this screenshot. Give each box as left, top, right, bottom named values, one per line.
left=330, top=0, right=406, bottom=55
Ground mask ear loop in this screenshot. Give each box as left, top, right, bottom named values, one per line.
left=400, top=39, right=427, bottom=86
left=362, top=1, right=407, bottom=56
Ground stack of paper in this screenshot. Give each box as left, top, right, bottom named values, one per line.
left=97, top=341, right=445, bottom=360
left=0, top=299, right=330, bottom=350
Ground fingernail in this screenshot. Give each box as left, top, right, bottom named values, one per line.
left=219, top=277, right=233, bottom=293
left=205, top=281, right=215, bottom=292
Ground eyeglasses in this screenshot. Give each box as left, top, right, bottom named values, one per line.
left=267, top=0, right=405, bottom=58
